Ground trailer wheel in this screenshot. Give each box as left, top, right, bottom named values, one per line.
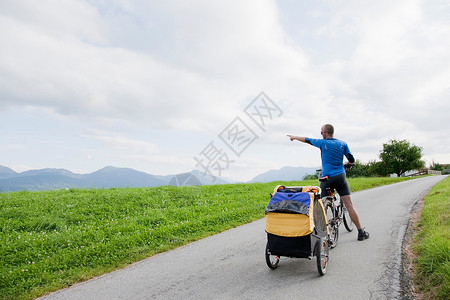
left=316, top=239, right=329, bottom=275
left=265, top=247, right=279, bottom=269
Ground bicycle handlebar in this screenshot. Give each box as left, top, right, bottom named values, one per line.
left=344, top=162, right=354, bottom=171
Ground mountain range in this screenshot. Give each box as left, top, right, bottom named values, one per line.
left=0, top=165, right=319, bottom=192
left=248, top=166, right=319, bottom=183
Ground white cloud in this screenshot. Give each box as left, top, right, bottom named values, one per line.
left=83, top=130, right=159, bottom=154
left=287, top=0, right=450, bottom=162
left=0, top=0, right=106, bottom=42
left=0, top=0, right=313, bottom=133
left=1, top=0, right=449, bottom=180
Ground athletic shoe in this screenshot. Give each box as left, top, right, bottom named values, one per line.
left=358, top=229, right=370, bottom=241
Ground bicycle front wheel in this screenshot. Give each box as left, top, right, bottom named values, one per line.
left=342, top=205, right=354, bottom=232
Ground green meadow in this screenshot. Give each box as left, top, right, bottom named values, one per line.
left=0, top=177, right=418, bottom=299
left=413, top=176, right=449, bottom=299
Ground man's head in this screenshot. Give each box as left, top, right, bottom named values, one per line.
left=321, top=124, right=334, bottom=139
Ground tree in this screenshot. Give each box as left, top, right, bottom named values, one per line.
left=367, top=160, right=389, bottom=177
left=379, top=139, right=424, bottom=177
left=346, top=159, right=391, bottom=177
left=430, top=161, right=444, bottom=172
left=302, top=173, right=318, bottom=180
left=346, top=160, right=371, bottom=177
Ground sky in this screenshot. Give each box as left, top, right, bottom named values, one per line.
left=1, top=0, right=449, bottom=182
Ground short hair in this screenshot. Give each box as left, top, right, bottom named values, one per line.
left=323, top=124, right=334, bottom=135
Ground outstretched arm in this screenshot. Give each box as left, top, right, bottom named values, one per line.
left=287, top=135, right=307, bottom=143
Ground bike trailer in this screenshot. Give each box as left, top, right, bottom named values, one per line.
left=265, top=185, right=329, bottom=275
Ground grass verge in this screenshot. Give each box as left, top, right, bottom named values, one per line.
left=412, top=176, right=449, bottom=299
left=0, top=176, right=418, bottom=299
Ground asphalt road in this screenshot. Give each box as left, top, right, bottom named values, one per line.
left=40, top=175, right=446, bottom=300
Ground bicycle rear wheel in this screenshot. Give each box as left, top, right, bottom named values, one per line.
left=342, top=205, right=354, bottom=232
left=325, top=199, right=339, bottom=248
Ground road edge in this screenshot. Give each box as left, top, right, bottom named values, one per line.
left=400, top=176, right=447, bottom=299
left=401, top=192, right=425, bottom=299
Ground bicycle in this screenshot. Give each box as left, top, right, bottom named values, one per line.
left=319, top=165, right=354, bottom=248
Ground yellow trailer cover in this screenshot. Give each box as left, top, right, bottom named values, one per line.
left=265, top=212, right=314, bottom=237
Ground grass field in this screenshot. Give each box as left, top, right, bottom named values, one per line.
left=413, top=176, right=449, bottom=299
left=0, top=176, right=416, bottom=299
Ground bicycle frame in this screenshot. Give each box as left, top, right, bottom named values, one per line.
left=325, top=187, right=342, bottom=224
left=324, top=186, right=342, bottom=248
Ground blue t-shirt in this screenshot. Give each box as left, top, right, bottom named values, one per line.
left=305, top=137, right=353, bottom=177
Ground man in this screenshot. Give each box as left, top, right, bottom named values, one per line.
left=287, top=124, right=370, bottom=241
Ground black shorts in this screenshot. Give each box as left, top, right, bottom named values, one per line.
left=320, top=172, right=351, bottom=198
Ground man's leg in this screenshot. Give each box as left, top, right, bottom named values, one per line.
left=329, top=173, right=369, bottom=240
left=340, top=195, right=362, bottom=229
left=341, top=195, right=370, bottom=240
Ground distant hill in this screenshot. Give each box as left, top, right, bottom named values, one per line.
left=14, top=168, right=81, bottom=178
left=0, top=166, right=236, bottom=192
left=83, top=166, right=169, bottom=188
left=171, top=170, right=235, bottom=186
left=0, top=166, right=17, bottom=179
left=0, top=165, right=318, bottom=192
left=248, top=166, right=319, bottom=183
left=0, top=172, right=85, bottom=192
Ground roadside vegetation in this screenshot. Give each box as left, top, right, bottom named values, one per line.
left=0, top=176, right=422, bottom=299
left=412, top=176, right=449, bottom=299
left=349, top=139, right=425, bottom=177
